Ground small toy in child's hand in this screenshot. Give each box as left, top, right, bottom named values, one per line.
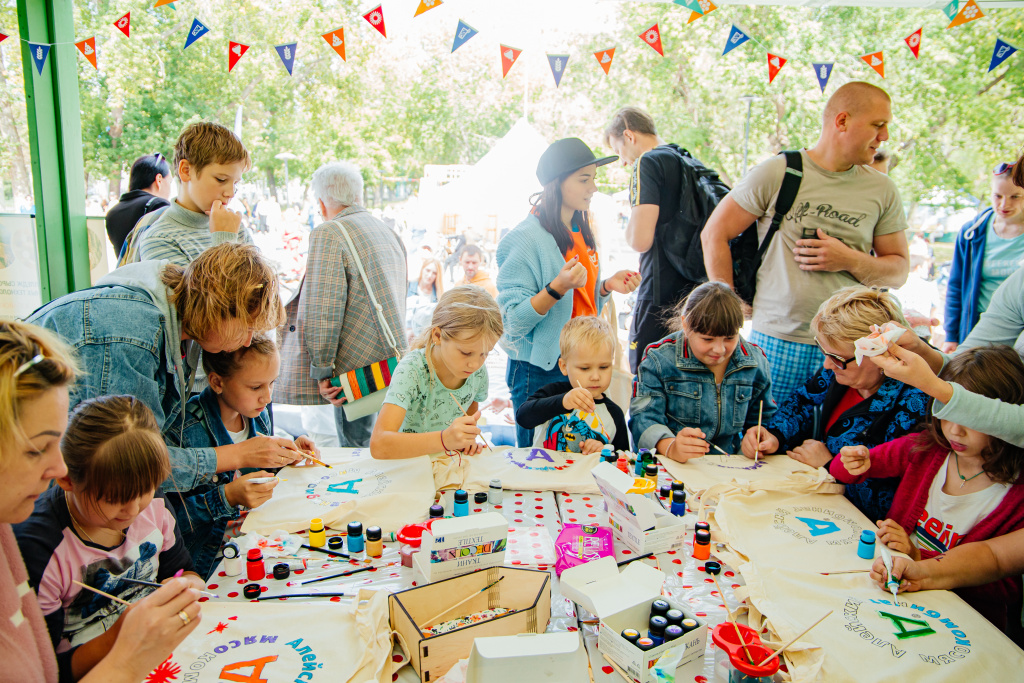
left=421, top=607, right=516, bottom=636
left=554, top=524, right=615, bottom=576
left=853, top=322, right=906, bottom=366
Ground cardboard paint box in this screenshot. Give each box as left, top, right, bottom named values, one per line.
left=412, top=511, right=508, bottom=584
left=561, top=556, right=707, bottom=683
left=591, top=462, right=689, bottom=555
left=389, top=566, right=552, bottom=682
left=465, top=632, right=589, bottom=683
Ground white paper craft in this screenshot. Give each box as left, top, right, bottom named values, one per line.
left=853, top=322, right=906, bottom=366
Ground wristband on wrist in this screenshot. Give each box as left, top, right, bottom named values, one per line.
left=440, top=429, right=457, bottom=455
left=599, top=281, right=609, bottom=297
left=545, top=284, right=563, bottom=301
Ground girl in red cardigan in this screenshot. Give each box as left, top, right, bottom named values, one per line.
left=832, top=345, right=1024, bottom=634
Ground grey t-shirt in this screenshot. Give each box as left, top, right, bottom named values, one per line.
left=730, top=150, right=908, bottom=343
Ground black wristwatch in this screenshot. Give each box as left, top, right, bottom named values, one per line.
left=545, top=284, right=563, bottom=300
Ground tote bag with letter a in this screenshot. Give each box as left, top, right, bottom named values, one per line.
left=462, top=447, right=602, bottom=494
left=658, top=452, right=833, bottom=499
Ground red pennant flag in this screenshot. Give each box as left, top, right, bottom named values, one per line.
left=0, top=31, right=8, bottom=45
left=321, top=28, right=346, bottom=61
left=228, top=41, right=249, bottom=72
left=363, top=5, right=386, bottom=38
left=767, top=52, right=787, bottom=84
left=414, top=0, right=442, bottom=17
left=689, top=0, right=717, bottom=23
left=500, top=45, right=522, bottom=78
left=904, top=28, right=922, bottom=58
left=639, top=23, right=664, bottom=56
left=154, top=0, right=179, bottom=6
left=948, top=0, right=984, bottom=28
left=861, top=51, right=885, bottom=78
left=114, top=12, right=131, bottom=37
left=75, top=37, right=98, bottom=69
left=594, top=47, right=616, bottom=75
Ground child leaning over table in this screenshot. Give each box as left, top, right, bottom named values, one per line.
left=629, top=281, right=777, bottom=460
left=515, top=316, right=628, bottom=453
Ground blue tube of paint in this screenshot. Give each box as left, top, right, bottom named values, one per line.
left=346, top=521, right=364, bottom=553
left=670, top=489, right=687, bottom=516
left=856, top=529, right=876, bottom=560
left=454, top=489, right=469, bottom=517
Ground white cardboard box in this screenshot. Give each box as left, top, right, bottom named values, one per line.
left=591, top=462, right=689, bottom=555
left=465, top=632, right=589, bottom=683
left=561, top=556, right=707, bottom=683
left=412, top=512, right=508, bottom=584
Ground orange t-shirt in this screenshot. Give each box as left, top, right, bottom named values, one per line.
left=566, top=225, right=599, bottom=318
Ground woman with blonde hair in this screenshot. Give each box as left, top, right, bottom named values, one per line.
left=741, top=286, right=932, bottom=521
left=407, top=258, right=444, bottom=343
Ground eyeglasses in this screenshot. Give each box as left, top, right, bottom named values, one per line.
left=814, top=337, right=855, bottom=371
left=994, top=162, right=1016, bottom=176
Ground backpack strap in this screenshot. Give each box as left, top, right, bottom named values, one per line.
left=756, top=150, right=803, bottom=261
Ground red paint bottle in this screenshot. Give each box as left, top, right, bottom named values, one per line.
left=246, top=548, right=265, bottom=581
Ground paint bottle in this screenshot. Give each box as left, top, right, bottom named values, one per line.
left=400, top=544, right=419, bottom=568
left=246, top=548, right=265, bottom=581
left=223, top=542, right=242, bottom=577
left=636, top=637, right=656, bottom=652
left=366, top=526, right=383, bottom=558
left=857, top=529, right=877, bottom=560
left=694, top=521, right=711, bottom=547
left=621, top=628, right=642, bottom=645
left=650, top=599, right=670, bottom=618
left=659, top=483, right=672, bottom=499
left=671, top=480, right=685, bottom=493
left=616, top=455, right=630, bottom=474
left=453, top=489, right=469, bottom=517
left=665, top=625, right=684, bottom=642
left=429, top=503, right=445, bottom=520
left=648, top=615, right=668, bottom=646
left=635, top=449, right=649, bottom=476
left=309, top=518, right=326, bottom=547
left=272, top=563, right=290, bottom=580
left=474, top=492, right=489, bottom=510
left=328, top=536, right=345, bottom=552
left=693, top=529, right=711, bottom=560
left=601, top=445, right=616, bottom=464
left=347, top=521, right=365, bottom=554
left=665, top=608, right=684, bottom=627
left=644, top=463, right=658, bottom=484
left=243, top=583, right=262, bottom=599
left=671, top=490, right=688, bottom=516
left=488, top=479, right=503, bottom=505
left=679, top=618, right=699, bottom=635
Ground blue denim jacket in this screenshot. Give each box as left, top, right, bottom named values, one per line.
left=164, top=387, right=273, bottom=579
left=629, top=334, right=777, bottom=453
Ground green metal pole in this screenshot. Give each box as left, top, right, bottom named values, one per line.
left=17, top=0, right=89, bottom=302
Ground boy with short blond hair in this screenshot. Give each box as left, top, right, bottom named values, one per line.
left=136, top=121, right=255, bottom=266
left=515, top=316, right=628, bottom=453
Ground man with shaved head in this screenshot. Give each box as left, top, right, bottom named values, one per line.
left=702, top=81, right=910, bottom=404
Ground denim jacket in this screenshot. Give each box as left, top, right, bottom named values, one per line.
left=164, top=387, right=273, bottom=579
left=629, top=334, right=777, bottom=454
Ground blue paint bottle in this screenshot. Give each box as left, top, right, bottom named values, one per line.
left=635, top=449, right=649, bottom=476
left=346, top=521, right=364, bottom=554
left=648, top=615, right=668, bottom=646
left=857, top=529, right=876, bottom=560
left=454, top=489, right=469, bottom=517
left=670, top=490, right=687, bottom=516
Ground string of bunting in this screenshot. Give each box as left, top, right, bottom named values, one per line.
left=0, top=0, right=1017, bottom=86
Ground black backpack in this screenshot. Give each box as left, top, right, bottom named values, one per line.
left=650, top=149, right=803, bottom=305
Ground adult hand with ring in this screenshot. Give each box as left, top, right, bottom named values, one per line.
left=178, top=610, right=191, bottom=626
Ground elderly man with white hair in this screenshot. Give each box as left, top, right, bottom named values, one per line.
left=277, top=161, right=408, bottom=446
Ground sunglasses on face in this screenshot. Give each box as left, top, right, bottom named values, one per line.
left=994, top=162, right=1016, bottom=176
left=814, top=337, right=855, bottom=371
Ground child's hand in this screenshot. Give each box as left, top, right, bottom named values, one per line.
left=871, top=555, right=925, bottom=594
left=562, top=387, right=596, bottom=413
left=460, top=443, right=485, bottom=456
left=208, top=200, right=242, bottom=234
left=225, top=470, right=278, bottom=508
left=877, top=519, right=920, bottom=560
left=294, top=436, right=320, bottom=461
left=580, top=439, right=605, bottom=455
left=665, top=428, right=710, bottom=463
left=241, top=435, right=305, bottom=469
left=443, top=412, right=481, bottom=452
left=839, top=445, right=871, bottom=476
left=741, top=425, right=778, bottom=459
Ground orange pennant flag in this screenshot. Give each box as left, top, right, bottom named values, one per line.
left=153, top=0, right=179, bottom=7
left=688, top=0, right=717, bottom=23
left=861, top=51, right=885, bottom=78
left=322, top=27, right=346, bottom=60
left=500, top=45, right=522, bottom=78
left=75, top=37, right=97, bottom=69
left=948, top=0, right=984, bottom=28
left=414, top=0, right=442, bottom=17
left=767, top=52, right=787, bottom=84
left=594, top=47, right=616, bottom=75
left=114, top=12, right=131, bottom=37
left=639, top=24, right=664, bottom=56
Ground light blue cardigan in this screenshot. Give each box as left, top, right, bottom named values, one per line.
left=496, top=213, right=608, bottom=370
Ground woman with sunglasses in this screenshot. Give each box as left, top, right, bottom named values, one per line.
left=741, top=286, right=931, bottom=522
left=943, top=162, right=1024, bottom=353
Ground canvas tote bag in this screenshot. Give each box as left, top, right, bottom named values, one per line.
left=658, top=452, right=833, bottom=498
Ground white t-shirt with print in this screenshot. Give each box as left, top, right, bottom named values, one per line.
left=913, top=454, right=1009, bottom=554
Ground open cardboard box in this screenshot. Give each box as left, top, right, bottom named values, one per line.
left=390, top=566, right=552, bottom=682
left=561, top=556, right=707, bottom=683
left=591, top=462, right=689, bottom=555
left=465, top=632, right=589, bottom=683
left=412, top=511, right=508, bottom=584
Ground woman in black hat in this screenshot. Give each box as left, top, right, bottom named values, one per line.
left=496, top=138, right=641, bottom=447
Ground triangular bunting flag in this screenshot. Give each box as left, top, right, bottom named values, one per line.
left=904, top=28, right=922, bottom=58
left=363, top=5, right=387, bottom=38
left=414, top=0, right=442, bottom=17
left=989, top=38, right=1019, bottom=71
left=767, top=53, right=787, bottom=84
left=451, top=19, right=477, bottom=53
left=275, top=42, right=297, bottom=75
left=723, top=25, right=750, bottom=56
left=639, top=24, right=664, bottom=56
left=861, top=51, right=885, bottom=78
left=184, top=18, right=210, bottom=50
left=28, top=43, right=50, bottom=75
left=0, top=31, right=8, bottom=45
left=941, top=1, right=959, bottom=20
left=547, top=54, right=569, bottom=87
left=500, top=44, right=522, bottom=78
left=948, top=0, right=983, bottom=28
left=154, top=0, right=180, bottom=6
left=812, top=62, right=834, bottom=93
left=688, top=1, right=716, bottom=23
left=114, top=12, right=131, bottom=37
left=593, top=47, right=615, bottom=75
left=228, top=41, right=249, bottom=71
left=673, top=0, right=702, bottom=11
left=75, top=37, right=98, bottom=69
left=321, top=28, right=346, bottom=60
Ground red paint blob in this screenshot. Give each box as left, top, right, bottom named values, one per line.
left=602, top=666, right=614, bottom=674
left=227, top=592, right=239, bottom=598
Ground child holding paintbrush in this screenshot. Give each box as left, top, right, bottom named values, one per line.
left=371, top=286, right=502, bottom=459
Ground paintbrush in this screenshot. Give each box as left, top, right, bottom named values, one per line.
left=704, top=564, right=755, bottom=665
left=117, top=576, right=220, bottom=599
left=256, top=592, right=351, bottom=601
left=574, top=379, right=610, bottom=438
left=706, top=440, right=729, bottom=463
left=601, top=653, right=632, bottom=683
left=448, top=392, right=495, bottom=452
left=72, top=580, right=131, bottom=606
left=302, top=543, right=350, bottom=559
left=755, top=400, right=764, bottom=464
left=288, top=564, right=375, bottom=586
left=820, top=569, right=871, bottom=575
left=417, top=576, right=505, bottom=629
left=298, top=449, right=332, bottom=468
left=756, top=610, right=833, bottom=667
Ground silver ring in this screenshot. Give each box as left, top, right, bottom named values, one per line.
left=178, top=610, right=191, bottom=626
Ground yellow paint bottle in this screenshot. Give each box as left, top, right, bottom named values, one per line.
left=366, top=526, right=383, bottom=558
left=309, top=518, right=326, bottom=547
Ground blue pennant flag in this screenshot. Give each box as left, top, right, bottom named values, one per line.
left=547, top=54, right=569, bottom=87
left=276, top=42, right=298, bottom=75
left=28, top=43, right=50, bottom=75
left=941, top=1, right=959, bottom=20
left=451, top=19, right=477, bottom=53
left=723, top=25, right=750, bottom=56
left=673, top=0, right=702, bottom=12
left=812, top=62, right=835, bottom=93
left=184, top=18, right=210, bottom=49
left=989, top=38, right=1019, bottom=72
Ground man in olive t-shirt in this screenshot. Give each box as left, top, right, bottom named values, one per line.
left=701, top=82, right=910, bottom=404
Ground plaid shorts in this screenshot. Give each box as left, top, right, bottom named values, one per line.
left=749, top=330, right=823, bottom=406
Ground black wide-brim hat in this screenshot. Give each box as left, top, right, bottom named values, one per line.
left=536, top=137, right=618, bottom=186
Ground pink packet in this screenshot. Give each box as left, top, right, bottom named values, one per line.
left=554, top=524, right=615, bottom=576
